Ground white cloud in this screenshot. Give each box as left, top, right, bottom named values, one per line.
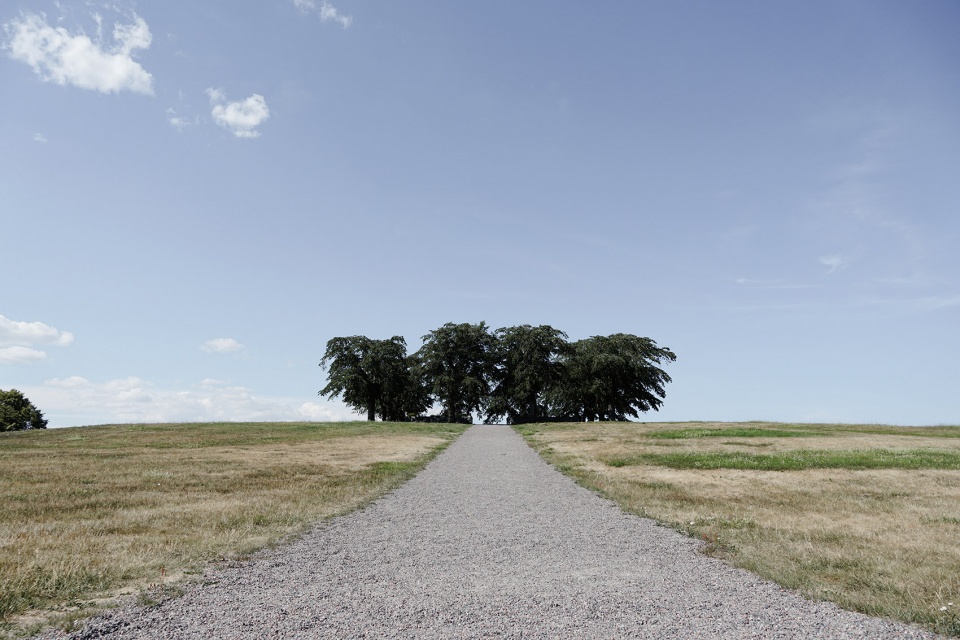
left=319, top=2, right=353, bottom=28
left=298, top=401, right=350, bottom=421
left=0, top=315, right=73, bottom=365
left=26, top=377, right=355, bottom=427
left=206, top=89, right=270, bottom=138
left=0, top=314, right=74, bottom=347
left=200, top=337, right=245, bottom=354
left=0, top=346, right=48, bottom=365
left=112, top=15, right=151, bottom=54
left=33, top=133, right=47, bottom=143
left=293, top=0, right=352, bottom=28
left=3, top=12, right=154, bottom=95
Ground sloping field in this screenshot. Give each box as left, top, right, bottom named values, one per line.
left=27, top=425, right=941, bottom=639
left=0, top=421, right=467, bottom=637
left=516, top=421, right=960, bottom=637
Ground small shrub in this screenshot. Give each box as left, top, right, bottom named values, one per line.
left=0, top=389, right=47, bottom=432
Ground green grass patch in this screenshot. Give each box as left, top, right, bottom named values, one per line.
left=649, top=427, right=816, bottom=439
left=607, top=448, right=960, bottom=471
left=777, top=423, right=960, bottom=438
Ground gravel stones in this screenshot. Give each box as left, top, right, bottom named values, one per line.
left=39, top=425, right=940, bottom=639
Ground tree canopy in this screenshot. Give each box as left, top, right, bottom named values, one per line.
left=551, top=334, right=676, bottom=422
left=416, top=322, right=497, bottom=424
left=486, top=324, right=569, bottom=424
left=319, top=336, right=427, bottom=421
left=319, top=323, right=675, bottom=424
left=0, top=389, right=48, bottom=431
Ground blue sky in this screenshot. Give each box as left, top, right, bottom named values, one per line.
left=2, top=1, right=958, bottom=427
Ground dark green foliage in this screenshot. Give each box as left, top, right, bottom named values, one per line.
left=416, top=322, right=497, bottom=424
left=550, top=334, right=676, bottom=422
left=486, top=324, right=569, bottom=424
left=0, top=388, right=48, bottom=431
left=319, top=323, right=676, bottom=425
left=392, top=354, right=432, bottom=421
left=319, top=336, right=428, bottom=421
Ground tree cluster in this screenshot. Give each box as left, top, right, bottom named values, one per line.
left=0, top=389, right=48, bottom=432
left=319, top=323, right=676, bottom=424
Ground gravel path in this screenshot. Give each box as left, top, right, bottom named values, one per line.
left=42, top=425, right=939, bottom=639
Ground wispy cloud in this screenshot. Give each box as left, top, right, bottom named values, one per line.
left=818, top=254, right=850, bottom=275
left=0, top=314, right=73, bottom=365
left=795, top=106, right=960, bottom=320
left=872, top=273, right=946, bottom=289
left=319, top=2, right=353, bottom=28
left=294, top=0, right=353, bottom=29
left=32, top=132, right=47, bottom=143
left=857, top=293, right=960, bottom=313
left=734, top=278, right=818, bottom=290
left=166, top=108, right=195, bottom=131
left=924, top=295, right=960, bottom=310
left=294, top=0, right=317, bottom=13
left=3, top=11, right=154, bottom=95
left=26, top=377, right=353, bottom=427
left=206, top=88, right=270, bottom=138
left=200, top=337, right=245, bottom=354
left=805, top=106, right=929, bottom=279
left=166, top=89, right=201, bottom=131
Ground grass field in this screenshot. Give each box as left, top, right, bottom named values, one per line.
left=0, top=421, right=468, bottom=637
left=516, top=421, right=960, bottom=637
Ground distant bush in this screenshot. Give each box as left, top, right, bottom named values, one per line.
left=0, top=388, right=48, bottom=431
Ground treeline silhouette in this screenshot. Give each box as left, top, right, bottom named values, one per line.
left=320, top=322, right=675, bottom=425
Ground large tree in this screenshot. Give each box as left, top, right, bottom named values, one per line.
left=416, top=322, right=497, bottom=424
left=0, top=389, right=48, bottom=431
left=379, top=353, right=431, bottom=422
left=486, top=324, right=569, bottom=424
left=552, top=334, right=676, bottom=421
left=319, top=336, right=426, bottom=421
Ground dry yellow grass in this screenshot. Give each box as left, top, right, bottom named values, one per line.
left=0, top=421, right=468, bottom=637
left=517, top=421, right=960, bottom=637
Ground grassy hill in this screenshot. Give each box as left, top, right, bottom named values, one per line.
left=3, top=420, right=958, bottom=637
left=0, top=421, right=468, bottom=637
left=517, top=421, right=960, bottom=637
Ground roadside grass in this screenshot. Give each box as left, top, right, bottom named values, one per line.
left=607, top=449, right=960, bottom=470
left=0, top=421, right=467, bottom=638
left=516, top=421, right=960, bottom=637
left=647, top=427, right=817, bottom=439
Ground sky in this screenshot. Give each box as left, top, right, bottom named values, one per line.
left=2, top=1, right=959, bottom=428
